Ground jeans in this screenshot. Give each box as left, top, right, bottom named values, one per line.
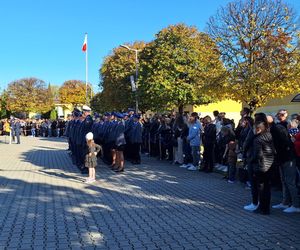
left=228, top=163, right=236, bottom=181
left=280, top=160, right=299, bottom=207
left=248, top=164, right=259, bottom=205
left=31, top=128, right=36, bottom=137
left=191, top=146, right=200, bottom=167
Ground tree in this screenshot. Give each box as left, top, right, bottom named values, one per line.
left=6, top=77, right=53, bottom=115
left=59, top=80, right=92, bottom=106
left=90, top=92, right=107, bottom=113
left=207, top=0, right=300, bottom=111
left=0, top=90, right=10, bottom=118
left=139, top=23, right=227, bottom=113
left=50, top=109, right=57, bottom=120
left=98, top=41, right=146, bottom=111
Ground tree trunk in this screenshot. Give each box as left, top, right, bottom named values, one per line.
left=178, top=104, right=184, bottom=115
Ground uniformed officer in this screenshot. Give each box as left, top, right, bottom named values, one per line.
left=124, top=108, right=135, bottom=160
left=128, top=114, right=143, bottom=164
left=79, top=105, right=94, bottom=174
left=69, top=109, right=81, bottom=165
left=114, top=112, right=126, bottom=172
left=106, top=112, right=118, bottom=168
left=102, top=112, right=112, bottom=165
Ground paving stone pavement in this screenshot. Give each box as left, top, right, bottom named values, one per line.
left=0, top=136, right=299, bottom=250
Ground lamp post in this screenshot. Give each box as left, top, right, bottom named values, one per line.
left=120, top=44, right=141, bottom=113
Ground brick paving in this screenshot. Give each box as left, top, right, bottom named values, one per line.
left=0, top=136, right=299, bottom=250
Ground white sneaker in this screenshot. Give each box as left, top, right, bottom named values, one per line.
left=84, top=178, right=94, bottom=183
left=272, top=203, right=289, bottom=209
left=244, top=203, right=259, bottom=211
left=283, top=206, right=300, bottom=213
left=187, top=165, right=197, bottom=171
left=180, top=164, right=188, bottom=168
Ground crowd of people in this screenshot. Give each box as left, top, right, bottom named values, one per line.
left=0, top=118, right=67, bottom=143
left=1, top=105, right=300, bottom=214
left=66, top=106, right=300, bottom=214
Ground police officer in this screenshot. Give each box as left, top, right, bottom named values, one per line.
left=106, top=112, right=118, bottom=168
left=69, top=109, right=81, bottom=164
left=128, top=114, right=143, bottom=164
left=124, top=108, right=135, bottom=160
left=79, top=105, right=94, bottom=174
left=102, top=112, right=112, bottom=165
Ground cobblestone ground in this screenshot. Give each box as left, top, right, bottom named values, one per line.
left=0, top=136, right=299, bottom=250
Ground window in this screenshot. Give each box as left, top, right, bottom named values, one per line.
left=291, top=94, right=300, bottom=102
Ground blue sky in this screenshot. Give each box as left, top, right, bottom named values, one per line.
left=0, top=0, right=299, bottom=92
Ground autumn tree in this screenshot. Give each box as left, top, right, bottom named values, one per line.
left=0, top=90, right=10, bottom=118
left=59, top=80, right=92, bottom=106
left=139, top=24, right=227, bottom=113
left=6, top=78, right=53, bottom=115
left=98, top=41, right=146, bottom=111
left=207, top=0, right=300, bottom=111
left=90, top=92, right=108, bottom=113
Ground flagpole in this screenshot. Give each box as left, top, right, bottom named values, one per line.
left=85, top=33, right=88, bottom=105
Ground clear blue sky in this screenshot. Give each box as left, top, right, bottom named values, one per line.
left=0, top=0, right=299, bottom=92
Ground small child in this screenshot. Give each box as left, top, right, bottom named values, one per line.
left=85, top=132, right=101, bottom=183
left=223, top=140, right=237, bottom=183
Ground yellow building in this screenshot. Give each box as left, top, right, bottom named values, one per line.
left=193, top=93, right=300, bottom=124
left=193, top=99, right=242, bottom=125
left=256, top=93, right=300, bottom=116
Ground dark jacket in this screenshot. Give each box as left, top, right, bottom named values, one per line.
left=203, top=123, right=216, bottom=146
left=115, top=121, right=126, bottom=146
left=129, top=122, right=143, bottom=144
left=243, top=129, right=255, bottom=162
left=250, top=131, right=275, bottom=173
left=270, top=123, right=295, bottom=164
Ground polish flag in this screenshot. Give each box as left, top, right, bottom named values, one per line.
left=82, top=34, right=87, bottom=52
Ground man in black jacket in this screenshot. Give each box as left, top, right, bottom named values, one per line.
left=202, top=116, right=216, bottom=172
left=268, top=115, right=300, bottom=213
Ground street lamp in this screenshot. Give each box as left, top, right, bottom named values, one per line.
left=120, top=44, right=141, bottom=113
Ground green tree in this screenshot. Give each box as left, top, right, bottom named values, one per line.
left=6, top=77, right=53, bottom=115
left=139, top=24, right=227, bottom=113
left=50, top=109, right=57, bottom=120
left=0, top=90, right=9, bottom=118
left=59, top=80, right=92, bottom=106
left=207, top=0, right=300, bottom=111
left=98, top=41, right=146, bottom=111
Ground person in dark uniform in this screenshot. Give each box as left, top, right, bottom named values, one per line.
left=92, top=112, right=101, bottom=147
left=69, top=109, right=80, bottom=163
left=114, top=113, right=126, bottom=172
left=75, top=113, right=84, bottom=168
left=106, top=112, right=118, bottom=169
left=102, top=113, right=112, bottom=165
left=129, top=114, right=143, bottom=164
left=124, top=108, right=135, bottom=160
left=65, top=114, right=73, bottom=151
left=79, top=105, right=94, bottom=174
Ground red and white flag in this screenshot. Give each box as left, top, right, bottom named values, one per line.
left=82, top=34, right=87, bottom=52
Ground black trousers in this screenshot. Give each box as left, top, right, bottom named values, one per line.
left=103, top=142, right=113, bottom=165
left=253, top=170, right=271, bottom=213
left=203, top=144, right=214, bottom=171
left=131, top=143, right=141, bottom=164
left=124, top=142, right=132, bottom=161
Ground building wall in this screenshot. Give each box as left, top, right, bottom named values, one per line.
left=192, top=93, right=300, bottom=125
left=193, top=99, right=242, bottom=125
left=256, top=93, right=300, bottom=116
